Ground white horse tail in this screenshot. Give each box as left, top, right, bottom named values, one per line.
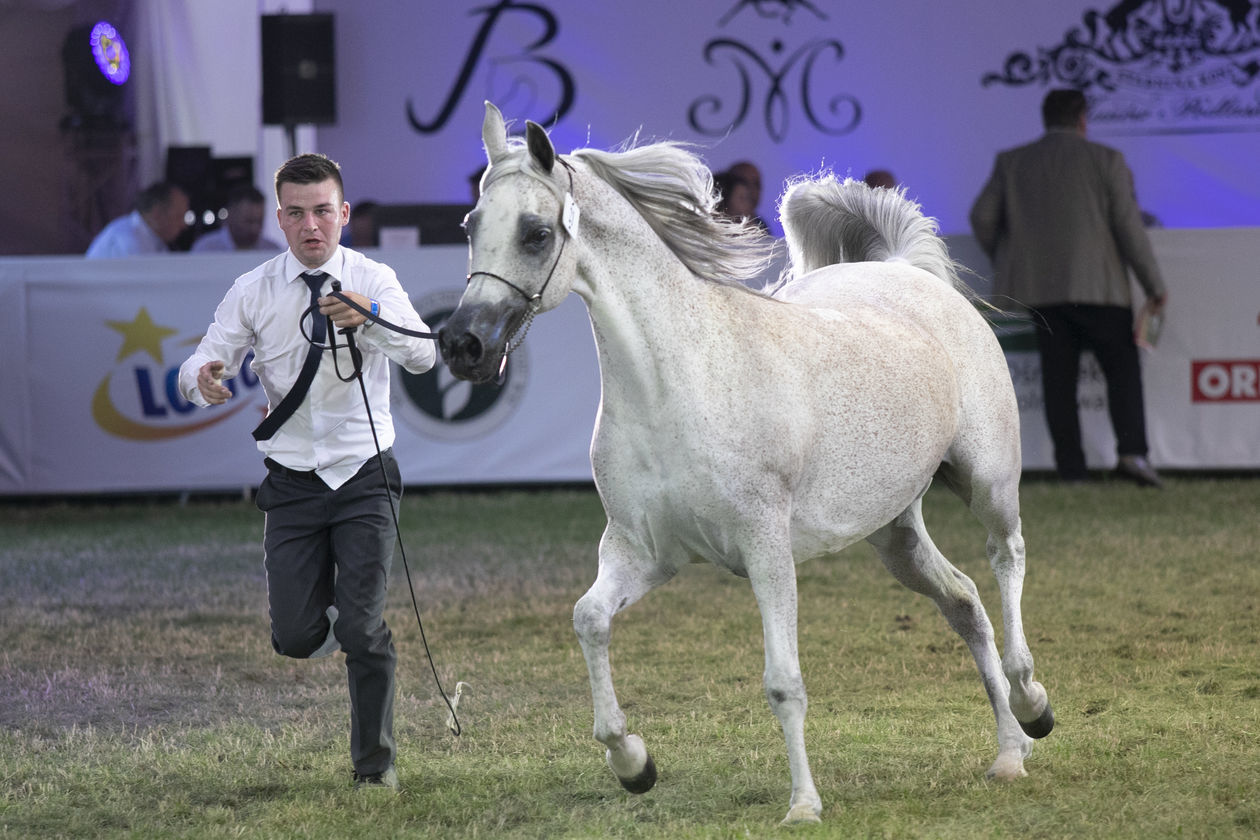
left=778, top=174, right=966, bottom=292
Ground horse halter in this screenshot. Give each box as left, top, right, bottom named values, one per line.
left=466, top=158, right=577, bottom=355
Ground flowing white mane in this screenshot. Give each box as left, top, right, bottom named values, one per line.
left=486, top=136, right=777, bottom=290
left=573, top=143, right=777, bottom=289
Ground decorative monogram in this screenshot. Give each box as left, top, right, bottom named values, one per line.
left=406, top=0, right=575, bottom=135
left=691, top=0, right=860, bottom=142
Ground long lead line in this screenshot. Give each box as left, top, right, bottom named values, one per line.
left=328, top=280, right=464, bottom=735
left=355, top=361, right=464, bottom=736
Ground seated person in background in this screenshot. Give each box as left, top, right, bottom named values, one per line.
left=724, top=160, right=768, bottom=230
left=192, top=185, right=283, bottom=253
left=715, top=170, right=754, bottom=219
left=862, top=169, right=898, bottom=189
left=714, top=167, right=765, bottom=231
left=340, top=200, right=379, bottom=248
left=86, top=181, right=189, bottom=258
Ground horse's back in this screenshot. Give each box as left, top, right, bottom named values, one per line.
left=776, top=261, right=1007, bottom=389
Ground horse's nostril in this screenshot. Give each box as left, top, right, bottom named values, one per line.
left=460, top=334, right=483, bottom=363
left=438, top=329, right=483, bottom=364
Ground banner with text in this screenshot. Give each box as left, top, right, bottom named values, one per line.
left=0, top=229, right=1255, bottom=495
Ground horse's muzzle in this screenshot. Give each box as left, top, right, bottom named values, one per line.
left=437, top=303, right=515, bottom=383
left=437, top=326, right=493, bottom=383
left=437, top=326, right=479, bottom=367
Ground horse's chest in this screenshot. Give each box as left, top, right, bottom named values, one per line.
left=594, top=426, right=772, bottom=575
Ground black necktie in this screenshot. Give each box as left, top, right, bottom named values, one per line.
left=252, top=272, right=327, bottom=441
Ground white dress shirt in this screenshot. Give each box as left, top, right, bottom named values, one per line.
left=178, top=247, right=437, bottom=488
left=85, top=211, right=168, bottom=258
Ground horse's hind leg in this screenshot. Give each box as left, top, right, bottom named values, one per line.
left=957, top=465, right=1054, bottom=740
left=866, top=494, right=1034, bottom=780
left=572, top=527, right=663, bottom=796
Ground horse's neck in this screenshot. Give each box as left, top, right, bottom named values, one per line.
left=577, top=244, right=743, bottom=407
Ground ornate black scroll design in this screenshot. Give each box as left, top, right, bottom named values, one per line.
left=689, top=38, right=859, bottom=142
left=407, top=0, right=575, bottom=134
left=983, top=0, right=1260, bottom=91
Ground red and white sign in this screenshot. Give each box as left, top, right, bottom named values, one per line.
left=1192, top=360, right=1260, bottom=403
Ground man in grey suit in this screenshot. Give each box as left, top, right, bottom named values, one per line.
left=970, top=88, right=1168, bottom=487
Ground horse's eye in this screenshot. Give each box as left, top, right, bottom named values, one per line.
left=523, top=227, right=552, bottom=253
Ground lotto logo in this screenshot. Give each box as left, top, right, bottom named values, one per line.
left=1191, top=360, right=1260, bottom=403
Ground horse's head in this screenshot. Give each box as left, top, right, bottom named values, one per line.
left=438, top=102, right=580, bottom=383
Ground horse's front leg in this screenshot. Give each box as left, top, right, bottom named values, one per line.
left=749, top=551, right=822, bottom=825
left=572, top=528, right=665, bottom=794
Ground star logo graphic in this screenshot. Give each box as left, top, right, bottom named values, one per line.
left=105, top=307, right=179, bottom=364
left=92, top=310, right=262, bottom=441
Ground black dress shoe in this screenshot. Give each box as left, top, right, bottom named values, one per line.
left=353, top=766, right=398, bottom=791
left=1115, top=455, right=1163, bottom=489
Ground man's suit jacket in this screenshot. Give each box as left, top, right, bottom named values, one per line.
left=969, top=129, right=1165, bottom=309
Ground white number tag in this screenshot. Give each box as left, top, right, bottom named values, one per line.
left=562, top=192, right=581, bottom=239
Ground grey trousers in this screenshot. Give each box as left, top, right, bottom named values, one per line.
left=255, top=449, right=400, bottom=776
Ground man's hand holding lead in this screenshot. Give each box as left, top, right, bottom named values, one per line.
left=318, top=291, right=371, bottom=330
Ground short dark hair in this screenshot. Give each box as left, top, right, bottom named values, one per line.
left=135, top=181, right=184, bottom=213
left=274, top=153, right=343, bottom=204
left=1042, top=88, right=1088, bottom=129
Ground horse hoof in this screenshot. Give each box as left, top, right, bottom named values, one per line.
left=1019, top=700, right=1055, bottom=739
left=985, top=752, right=1028, bottom=781
left=617, top=754, right=657, bottom=794
left=781, top=803, right=823, bottom=825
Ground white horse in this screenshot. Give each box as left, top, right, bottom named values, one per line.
left=439, top=102, right=1054, bottom=825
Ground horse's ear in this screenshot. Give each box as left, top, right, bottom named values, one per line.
left=482, top=101, right=509, bottom=164
left=525, top=120, right=555, bottom=173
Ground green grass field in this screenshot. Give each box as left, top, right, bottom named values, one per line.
left=2, top=477, right=1258, bottom=838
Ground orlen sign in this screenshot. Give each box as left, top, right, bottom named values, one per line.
left=1192, top=360, right=1260, bottom=403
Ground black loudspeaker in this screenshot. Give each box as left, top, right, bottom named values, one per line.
left=212, top=157, right=254, bottom=194
left=166, top=145, right=213, bottom=203
left=261, top=14, right=336, bottom=125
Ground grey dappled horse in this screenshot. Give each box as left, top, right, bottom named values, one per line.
left=438, top=103, right=1053, bottom=825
